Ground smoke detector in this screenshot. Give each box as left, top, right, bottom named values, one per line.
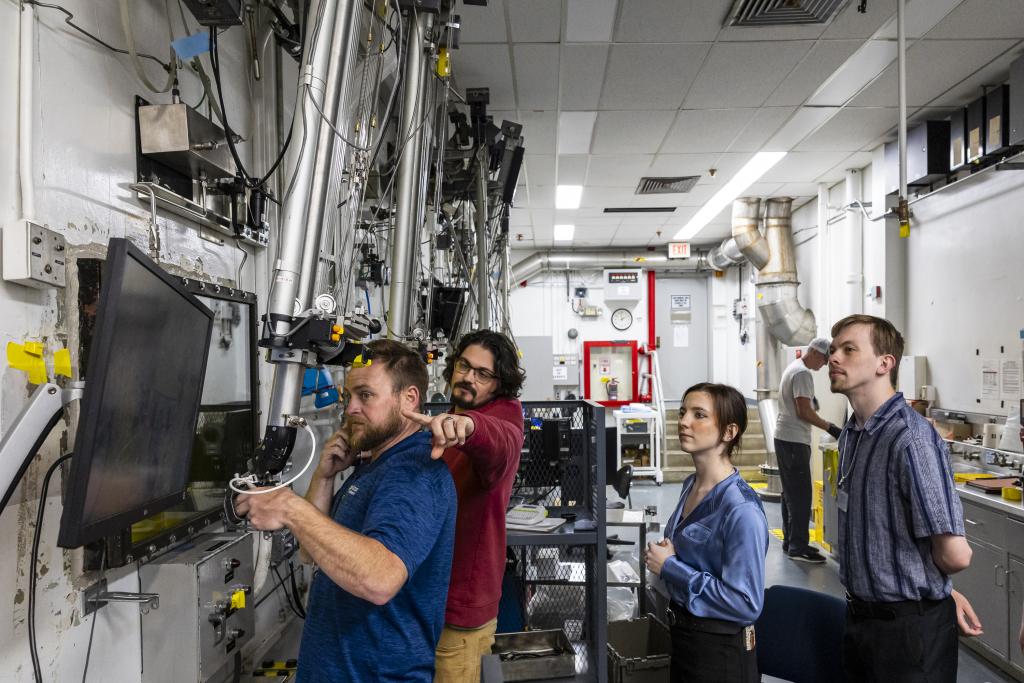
left=727, top=0, right=850, bottom=26
left=635, top=176, right=700, bottom=195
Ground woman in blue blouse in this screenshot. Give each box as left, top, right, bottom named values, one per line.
left=646, top=382, right=769, bottom=683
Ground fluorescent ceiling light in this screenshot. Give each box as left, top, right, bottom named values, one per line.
left=554, top=224, right=575, bottom=241
left=558, top=112, right=597, bottom=155
left=556, top=185, right=583, bottom=209
left=806, top=41, right=897, bottom=107
left=673, top=152, right=787, bottom=241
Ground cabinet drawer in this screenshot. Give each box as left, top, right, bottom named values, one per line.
left=1008, top=516, right=1024, bottom=550
left=960, top=499, right=1006, bottom=548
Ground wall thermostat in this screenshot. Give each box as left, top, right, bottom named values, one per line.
left=611, top=308, right=633, bottom=331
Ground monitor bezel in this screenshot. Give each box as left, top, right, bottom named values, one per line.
left=98, top=277, right=260, bottom=568
left=57, top=238, right=214, bottom=549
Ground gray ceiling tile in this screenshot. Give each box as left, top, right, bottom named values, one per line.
left=660, top=109, right=758, bottom=153
left=765, top=41, right=862, bottom=106
left=455, top=44, right=515, bottom=109
left=848, top=39, right=1018, bottom=108
left=514, top=44, right=560, bottom=109
left=613, top=0, right=724, bottom=42
left=793, top=108, right=898, bottom=152
left=458, top=0, right=509, bottom=43
left=591, top=110, right=676, bottom=153
left=728, top=107, right=797, bottom=152
left=599, top=43, right=711, bottom=110
left=559, top=44, right=611, bottom=110
left=683, top=41, right=814, bottom=109
left=508, top=0, right=562, bottom=43
left=760, top=151, right=853, bottom=183
left=925, top=0, right=1024, bottom=39
left=586, top=154, right=655, bottom=187
left=822, top=0, right=895, bottom=39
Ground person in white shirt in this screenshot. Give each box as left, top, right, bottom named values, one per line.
left=774, top=336, right=841, bottom=563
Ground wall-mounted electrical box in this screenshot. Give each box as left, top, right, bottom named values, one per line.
left=138, top=103, right=237, bottom=180
left=552, top=353, right=580, bottom=386
left=966, top=95, right=986, bottom=164
left=1011, top=56, right=1024, bottom=146
left=140, top=532, right=255, bottom=683
left=181, top=0, right=242, bottom=26
left=603, top=269, right=643, bottom=305
left=985, top=84, right=1011, bottom=155
left=2, top=220, right=67, bottom=288
left=885, top=121, right=950, bottom=192
left=950, top=107, right=967, bottom=171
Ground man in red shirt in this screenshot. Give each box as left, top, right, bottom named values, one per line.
left=404, top=329, right=525, bottom=683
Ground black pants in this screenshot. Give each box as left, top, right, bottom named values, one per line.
left=842, top=596, right=958, bottom=682
left=669, top=615, right=758, bottom=682
left=774, top=438, right=811, bottom=553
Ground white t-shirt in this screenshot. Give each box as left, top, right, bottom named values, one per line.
left=775, top=357, right=816, bottom=445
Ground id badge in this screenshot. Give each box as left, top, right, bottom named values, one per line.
left=743, top=625, right=756, bottom=651
left=837, top=489, right=849, bottom=512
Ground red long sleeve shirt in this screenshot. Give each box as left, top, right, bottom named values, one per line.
left=442, top=397, right=524, bottom=628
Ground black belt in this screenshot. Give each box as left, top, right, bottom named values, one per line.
left=668, top=602, right=743, bottom=635
left=845, top=594, right=949, bottom=621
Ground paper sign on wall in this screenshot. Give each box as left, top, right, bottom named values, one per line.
left=1000, top=359, right=1021, bottom=399
left=673, top=325, right=690, bottom=348
left=670, top=294, right=691, bottom=310
left=981, top=359, right=1000, bottom=400
left=552, top=365, right=569, bottom=382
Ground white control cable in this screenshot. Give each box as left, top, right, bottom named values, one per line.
left=229, top=418, right=318, bottom=495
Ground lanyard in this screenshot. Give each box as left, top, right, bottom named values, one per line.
left=837, top=428, right=863, bottom=490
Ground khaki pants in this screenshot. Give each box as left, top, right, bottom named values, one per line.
left=434, top=619, right=497, bottom=683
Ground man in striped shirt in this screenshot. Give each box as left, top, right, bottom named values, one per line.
left=828, top=314, right=973, bottom=682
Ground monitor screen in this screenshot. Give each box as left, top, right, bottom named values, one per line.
left=57, top=239, right=213, bottom=548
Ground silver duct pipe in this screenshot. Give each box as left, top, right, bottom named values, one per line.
left=388, top=12, right=432, bottom=339
left=748, top=196, right=815, bottom=500
left=476, top=146, right=489, bottom=328
left=265, top=0, right=345, bottom=426
left=511, top=250, right=708, bottom=283
left=757, top=197, right=816, bottom=345
left=731, top=197, right=770, bottom=270
left=706, top=237, right=744, bottom=271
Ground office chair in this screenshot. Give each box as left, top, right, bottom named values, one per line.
left=755, top=585, right=846, bottom=683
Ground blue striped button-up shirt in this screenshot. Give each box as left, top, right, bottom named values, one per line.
left=660, top=469, right=769, bottom=625
left=837, top=392, right=965, bottom=602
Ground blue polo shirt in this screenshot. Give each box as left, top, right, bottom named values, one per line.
left=297, top=432, right=456, bottom=682
left=837, top=392, right=965, bottom=602
left=660, top=470, right=769, bottom=625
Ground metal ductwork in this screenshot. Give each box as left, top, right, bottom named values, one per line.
left=747, top=196, right=816, bottom=502
left=706, top=197, right=770, bottom=272
left=757, top=198, right=816, bottom=346
left=511, top=249, right=708, bottom=283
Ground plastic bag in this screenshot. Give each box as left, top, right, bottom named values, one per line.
left=607, top=587, right=637, bottom=622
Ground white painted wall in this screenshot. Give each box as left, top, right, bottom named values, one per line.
left=0, top=2, right=300, bottom=679
left=902, top=168, right=1024, bottom=416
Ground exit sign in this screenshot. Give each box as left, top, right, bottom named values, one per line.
left=668, top=242, right=690, bottom=259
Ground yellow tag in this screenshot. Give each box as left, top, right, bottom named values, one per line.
left=436, top=48, right=451, bottom=78
left=53, top=348, right=72, bottom=378
left=230, top=590, right=246, bottom=610
left=7, top=341, right=48, bottom=385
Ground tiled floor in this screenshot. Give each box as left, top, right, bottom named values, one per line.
left=627, top=480, right=1019, bottom=683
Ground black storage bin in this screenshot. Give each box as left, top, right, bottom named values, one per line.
left=966, top=95, right=986, bottom=164
left=607, top=615, right=672, bottom=683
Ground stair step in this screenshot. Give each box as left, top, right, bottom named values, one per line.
left=662, top=464, right=767, bottom=484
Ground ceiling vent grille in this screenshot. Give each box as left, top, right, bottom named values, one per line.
left=727, top=0, right=849, bottom=26
left=635, top=176, right=700, bottom=195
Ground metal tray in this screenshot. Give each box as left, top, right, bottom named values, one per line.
left=492, top=629, right=576, bottom=681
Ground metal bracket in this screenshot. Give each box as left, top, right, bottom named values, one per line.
left=83, top=578, right=160, bottom=616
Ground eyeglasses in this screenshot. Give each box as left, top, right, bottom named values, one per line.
left=453, top=357, right=497, bottom=383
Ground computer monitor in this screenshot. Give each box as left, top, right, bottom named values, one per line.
left=57, top=238, right=214, bottom=548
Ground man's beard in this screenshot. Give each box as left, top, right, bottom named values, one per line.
left=450, top=381, right=478, bottom=410
left=347, top=407, right=403, bottom=452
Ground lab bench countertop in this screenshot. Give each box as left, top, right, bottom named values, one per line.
left=955, top=482, right=1024, bottom=521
